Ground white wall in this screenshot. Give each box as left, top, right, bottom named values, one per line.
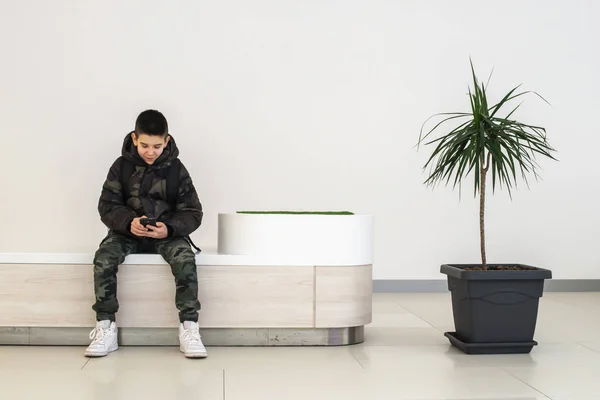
left=1, top=0, right=598, bottom=280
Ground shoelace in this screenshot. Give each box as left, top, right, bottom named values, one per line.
left=182, top=328, right=202, bottom=344
left=89, top=326, right=112, bottom=345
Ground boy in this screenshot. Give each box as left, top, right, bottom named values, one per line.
left=85, top=109, right=207, bottom=359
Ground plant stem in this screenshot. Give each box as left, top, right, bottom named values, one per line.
left=480, top=152, right=490, bottom=268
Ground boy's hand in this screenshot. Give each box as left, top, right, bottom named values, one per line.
left=131, top=216, right=149, bottom=237
left=145, top=222, right=169, bottom=239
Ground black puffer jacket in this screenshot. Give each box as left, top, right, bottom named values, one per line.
left=98, top=132, right=203, bottom=238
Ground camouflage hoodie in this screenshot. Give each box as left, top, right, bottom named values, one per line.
left=98, top=132, right=203, bottom=239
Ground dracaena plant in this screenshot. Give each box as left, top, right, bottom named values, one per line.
left=417, top=60, right=557, bottom=268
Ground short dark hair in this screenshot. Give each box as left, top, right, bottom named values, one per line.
left=134, top=109, right=168, bottom=136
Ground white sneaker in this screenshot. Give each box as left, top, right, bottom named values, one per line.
left=179, top=321, right=207, bottom=358
left=84, top=320, right=118, bottom=357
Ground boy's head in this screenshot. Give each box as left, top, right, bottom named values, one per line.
left=131, top=109, right=170, bottom=165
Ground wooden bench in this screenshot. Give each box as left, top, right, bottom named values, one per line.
left=0, top=213, right=374, bottom=346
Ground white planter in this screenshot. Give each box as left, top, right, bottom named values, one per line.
left=217, top=213, right=374, bottom=266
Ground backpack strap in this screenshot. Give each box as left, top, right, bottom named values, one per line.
left=186, top=236, right=202, bottom=253
left=120, top=156, right=134, bottom=202
left=165, top=159, right=201, bottom=252
left=166, top=158, right=181, bottom=207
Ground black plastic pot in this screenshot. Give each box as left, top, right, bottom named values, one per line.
left=441, top=263, right=552, bottom=354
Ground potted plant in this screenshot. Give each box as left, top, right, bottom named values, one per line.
left=418, top=60, right=557, bottom=354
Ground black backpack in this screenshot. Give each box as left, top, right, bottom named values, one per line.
left=119, top=157, right=201, bottom=252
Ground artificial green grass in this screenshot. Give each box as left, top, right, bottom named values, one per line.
left=236, top=211, right=355, bottom=215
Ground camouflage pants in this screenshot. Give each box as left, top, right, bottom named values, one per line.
left=92, top=232, right=200, bottom=323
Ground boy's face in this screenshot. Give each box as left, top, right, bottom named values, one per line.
left=131, top=132, right=170, bottom=165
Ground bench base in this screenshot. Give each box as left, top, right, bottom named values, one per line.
left=0, top=326, right=364, bottom=346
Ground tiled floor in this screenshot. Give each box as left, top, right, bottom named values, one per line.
left=2, top=292, right=600, bottom=399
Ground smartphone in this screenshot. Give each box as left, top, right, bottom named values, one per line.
left=140, top=217, right=157, bottom=227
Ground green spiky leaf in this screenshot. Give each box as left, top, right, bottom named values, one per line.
left=417, top=59, right=557, bottom=197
